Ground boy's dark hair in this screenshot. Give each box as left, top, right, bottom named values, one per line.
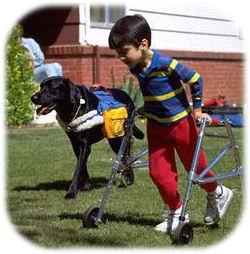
left=109, top=14, right=151, bottom=49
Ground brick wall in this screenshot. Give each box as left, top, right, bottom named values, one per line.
left=44, top=45, right=244, bottom=106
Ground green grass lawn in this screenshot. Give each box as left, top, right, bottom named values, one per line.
left=6, top=121, right=244, bottom=248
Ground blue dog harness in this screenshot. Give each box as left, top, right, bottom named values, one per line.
left=57, top=87, right=126, bottom=135
left=92, top=89, right=125, bottom=113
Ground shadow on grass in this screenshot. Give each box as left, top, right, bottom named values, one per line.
left=103, top=212, right=161, bottom=227
left=12, top=177, right=108, bottom=192
left=58, top=211, right=160, bottom=227
left=13, top=180, right=70, bottom=191
left=58, top=212, right=83, bottom=221
left=190, top=221, right=220, bottom=229
left=58, top=212, right=220, bottom=230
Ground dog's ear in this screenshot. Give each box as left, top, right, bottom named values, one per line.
left=66, top=79, right=81, bottom=104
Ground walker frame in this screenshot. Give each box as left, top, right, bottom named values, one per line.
left=82, top=111, right=243, bottom=245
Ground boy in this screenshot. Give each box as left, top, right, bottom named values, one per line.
left=108, top=14, right=233, bottom=233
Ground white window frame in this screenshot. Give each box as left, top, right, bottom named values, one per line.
left=90, top=5, right=126, bottom=29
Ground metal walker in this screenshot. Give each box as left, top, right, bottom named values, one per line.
left=82, top=110, right=148, bottom=228
left=82, top=112, right=243, bottom=245
left=171, top=117, right=243, bottom=244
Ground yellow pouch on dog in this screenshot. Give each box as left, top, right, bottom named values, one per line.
left=103, top=107, right=128, bottom=139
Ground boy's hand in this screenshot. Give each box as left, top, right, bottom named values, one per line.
left=193, top=108, right=212, bottom=124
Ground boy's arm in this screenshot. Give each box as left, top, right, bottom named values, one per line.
left=168, top=58, right=212, bottom=123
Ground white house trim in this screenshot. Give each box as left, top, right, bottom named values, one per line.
left=78, top=2, right=243, bottom=53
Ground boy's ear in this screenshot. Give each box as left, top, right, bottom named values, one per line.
left=140, top=39, right=149, bottom=50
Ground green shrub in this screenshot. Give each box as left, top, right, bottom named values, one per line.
left=120, top=76, right=144, bottom=108
left=6, top=25, right=37, bottom=126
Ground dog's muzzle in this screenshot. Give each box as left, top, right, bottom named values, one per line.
left=31, top=93, right=58, bottom=116
left=30, top=93, right=41, bottom=104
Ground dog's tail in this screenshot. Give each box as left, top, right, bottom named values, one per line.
left=132, top=125, right=144, bottom=140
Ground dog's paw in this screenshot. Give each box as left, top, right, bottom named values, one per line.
left=64, top=192, right=76, bottom=199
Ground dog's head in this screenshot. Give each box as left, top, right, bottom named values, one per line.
left=31, top=76, right=68, bottom=115
left=30, top=76, right=83, bottom=116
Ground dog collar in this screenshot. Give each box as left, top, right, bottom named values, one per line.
left=70, top=96, right=86, bottom=122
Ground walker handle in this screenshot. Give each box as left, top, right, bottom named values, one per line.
left=197, top=117, right=220, bottom=125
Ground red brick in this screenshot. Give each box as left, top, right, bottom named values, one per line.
left=44, top=45, right=244, bottom=106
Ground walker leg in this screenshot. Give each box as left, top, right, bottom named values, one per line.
left=82, top=111, right=137, bottom=227
left=172, top=118, right=207, bottom=245
left=179, top=118, right=207, bottom=220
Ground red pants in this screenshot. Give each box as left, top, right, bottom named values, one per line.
left=147, top=115, right=217, bottom=211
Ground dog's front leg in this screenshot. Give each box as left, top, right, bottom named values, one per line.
left=65, top=143, right=89, bottom=199
left=77, top=146, right=92, bottom=191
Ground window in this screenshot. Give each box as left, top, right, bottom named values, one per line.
left=90, top=5, right=125, bottom=27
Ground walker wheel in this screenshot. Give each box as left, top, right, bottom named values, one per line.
left=171, top=222, right=193, bottom=245
left=82, top=206, right=99, bottom=228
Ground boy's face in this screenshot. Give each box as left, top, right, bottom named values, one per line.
left=115, top=43, right=142, bottom=69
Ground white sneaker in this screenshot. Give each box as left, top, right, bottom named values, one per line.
left=155, top=206, right=189, bottom=233
left=204, top=184, right=233, bottom=225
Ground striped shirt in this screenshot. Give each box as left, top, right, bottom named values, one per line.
left=130, top=50, right=203, bottom=125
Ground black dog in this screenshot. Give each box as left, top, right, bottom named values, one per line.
left=30, top=76, right=144, bottom=199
